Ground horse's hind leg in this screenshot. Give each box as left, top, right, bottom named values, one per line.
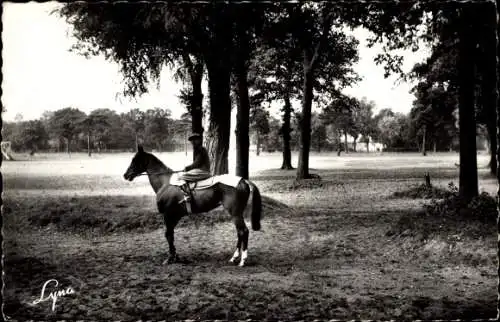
left=231, top=216, right=249, bottom=267
left=229, top=229, right=242, bottom=263
left=224, top=182, right=251, bottom=267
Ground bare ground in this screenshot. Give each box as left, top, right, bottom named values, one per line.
left=1, top=153, right=497, bottom=320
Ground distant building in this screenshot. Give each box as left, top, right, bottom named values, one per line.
left=338, top=133, right=384, bottom=152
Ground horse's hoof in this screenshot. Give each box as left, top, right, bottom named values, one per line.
left=238, top=261, right=246, bottom=267
left=163, top=255, right=179, bottom=265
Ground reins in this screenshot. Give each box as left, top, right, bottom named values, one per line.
left=136, top=170, right=182, bottom=177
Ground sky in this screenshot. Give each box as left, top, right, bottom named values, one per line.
left=1, top=2, right=430, bottom=124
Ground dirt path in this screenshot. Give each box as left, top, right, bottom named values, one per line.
left=4, top=203, right=496, bottom=320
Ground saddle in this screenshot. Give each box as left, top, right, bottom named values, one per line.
left=170, top=171, right=243, bottom=214
left=172, top=169, right=212, bottom=214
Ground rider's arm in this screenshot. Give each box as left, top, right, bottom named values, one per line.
left=184, top=151, right=203, bottom=171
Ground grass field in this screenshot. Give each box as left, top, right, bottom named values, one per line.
left=2, top=151, right=497, bottom=320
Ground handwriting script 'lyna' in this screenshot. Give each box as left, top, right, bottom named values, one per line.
left=32, top=279, right=75, bottom=311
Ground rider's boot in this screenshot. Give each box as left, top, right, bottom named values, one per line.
left=181, top=183, right=191, bottom=202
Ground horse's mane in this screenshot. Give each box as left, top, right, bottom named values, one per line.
left=145, top=152, right=173, bottom=174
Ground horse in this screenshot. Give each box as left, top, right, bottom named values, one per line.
left=123, top=145, right=262, bottom=267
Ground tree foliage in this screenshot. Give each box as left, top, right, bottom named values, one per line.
left=9, top=120, right=49, bottom=152
left=47, top=107, right=87, bottom=153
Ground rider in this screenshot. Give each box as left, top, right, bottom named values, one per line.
left=183, top=133, right=210, bottom=175
left=179, top=133, right=211, bottom=202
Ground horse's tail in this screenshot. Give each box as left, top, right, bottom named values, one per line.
left=246, top=180, right=262, bottom=231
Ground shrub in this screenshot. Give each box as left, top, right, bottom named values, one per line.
left=391, top=183, right=451, bottom=199
left=424, top=182, right=497, bottom=222
left=468, top=192, right=497, bottom=222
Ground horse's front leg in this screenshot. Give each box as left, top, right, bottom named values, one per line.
left=162, top=223, right=179, bottom=265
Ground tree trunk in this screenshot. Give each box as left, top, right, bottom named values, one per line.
left=87, top=131, right=91, bottom=157
left=296, top=66, right=314, bottom=179
left=496, top=0, right=500, bottom=222
left=458, top=9, right=478, bottom=202
left=0, top=110, right=2, bottom=171
left=185, top=131, right=188, bottom=156
left=433, top=140, right=437, bottom=153
left=353, top=138, right=357, bottom=152
left=366, top=138, right=369, bottom=153
left=203, top=14, right=233, bottom=176
left=479, top=4, right=497, bottom=176
left=422, top=125, right=427, bottom=156
left=281, top=95, right=294, bottom=170
left=205, top=62, right=231, bottom=175
left=293, top=4, right=331, bottom=179
left=135, top=133, right=139, bottom=151
left=344, top=131, right=348, bottom=154
left=66, top=137, right=70, bottom=155
left=182, top=52, right=204, bottom=140
left=190, top=63, right=204, bottom=138
left=424, top=172, right=431, bottom=188
left=235, top=60, right=250, bottom=179
left=256, top=132, right=261, bottom=156
left=337, top=130, right=342, bottom=156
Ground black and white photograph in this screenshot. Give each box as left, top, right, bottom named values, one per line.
left=1, top=1, right=498, bottom=320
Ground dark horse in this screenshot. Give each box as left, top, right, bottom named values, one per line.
left=123, top=146, right=262, bottom=267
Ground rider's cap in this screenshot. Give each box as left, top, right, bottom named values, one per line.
left=188, top=133, right=202, bottom=141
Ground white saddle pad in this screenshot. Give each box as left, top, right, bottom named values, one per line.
left=170, top=173, right=243, bottom=190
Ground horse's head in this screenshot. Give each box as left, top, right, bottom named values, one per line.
left=123, top=145, right=149, bottom=181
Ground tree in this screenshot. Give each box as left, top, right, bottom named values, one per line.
left=357, top=1, right=494, bottom=201
left=80, top=111, right=110, bottom=156
left=143, top=107, right=173, bottom=152
left=250, top=108, right=270, bottom=156
left=88, top=109, right=122, bottom=152
left=170, top=113, right=191, bottom=154
left=322, top=93, right=359, bottom=154
left=471, top=4, right=497, bottom=176
left=254, top=3, right=359, bottom=178
left=57, top=3, right=236, bottom=174
left=250, top=18, right=303, bottom=170
left=122, top=109, right=146, bottom=150
left=375, top=112, right=408, bottom=151
left=1, top=122, right=16, bottom=146
left=325, top=123, right=344, bottom=156
left=409, top=82, right=458, bottom=155
left=284, top=4, right=359, bottom=179
left=232, top=5, right=267, bottom=179
left=311, top=113, right=327, bottom=153
left=357, top=97, right=377, bottom=152
left=456, top=6, right=478, bottom=202
left=10, top=120, right=49, bottom=152
left=167, top=4, right=245, bottom=174
left=48, top=107, right=86, bottom=154
left=264, top=116, right=282, bottom=153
